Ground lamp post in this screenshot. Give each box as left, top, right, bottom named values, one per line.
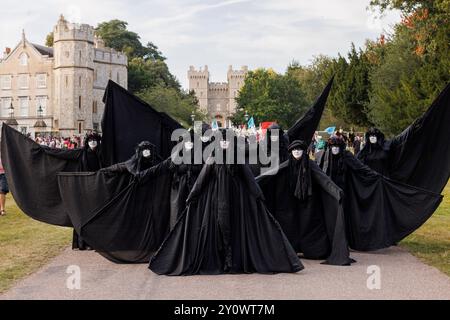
left=244, top=111, right=249, bottom=123
left=190, top=112, right=195, bottom=126
left=34, top=104, right=47, bottom=133
left=5, top=102, right=18, bottom=127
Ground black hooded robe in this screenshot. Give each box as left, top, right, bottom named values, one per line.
left=256, top=157, right=352, bottom=266
left=357, top=82, right=450, bottom=194
left=0, top=124, right=103, bottom=227
left=57, top=150, right=172, bottom=263
left=149, top=162, right=303, bottom=275
left=323, top=150, right=443, bottom=251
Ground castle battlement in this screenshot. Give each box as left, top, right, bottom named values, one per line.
left=53, top=15, right=94, bottom=43
left=209, top=83, right=229, bottom=91
left=188, top=65, right=248, bottom=128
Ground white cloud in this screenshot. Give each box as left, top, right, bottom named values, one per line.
left=0, top=0, right=401, bottom=88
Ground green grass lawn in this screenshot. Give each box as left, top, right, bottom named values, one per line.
left=0, top=183, right=449, bottom=294
left=401, top=183, right=450, bottom=277
left=0, top=195, right=71, bottom=294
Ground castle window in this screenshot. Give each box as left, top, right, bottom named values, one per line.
left=36, top=73, right=47, bottom=88
left=79, top=51, right=82, bottom=62
left=117, top=72, right=120, bottom=83
left=78, top=122, right=82, bottom=134
left=19, top=53, right=28, bottom=66
left=36, top=96, right=47, bottom=116
left=1, top=97, right=12, bottom=117
left=92, top=100, right=98, bottom=114
left=0, top=75, right=12, bottom=90
left=18, top=74, right=29, bottom=89
left=79, top=76, right=82, bottom=87
left=79, top=96, right=82, bottom=109
left=19, top=96, right=29, bottom=116
left=65, top=75, right=69, bottom=88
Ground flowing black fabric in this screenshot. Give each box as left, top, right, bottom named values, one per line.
left=324, top=151, right=443, bottom=251
left=0, top=124, right=104, bottom=226
left=101, top=80, right=182, bottom=165
left=58, top=157, right=173, bottom=263
left=286, top=77, right=334, bottom=143
left=357, top=82, right=450, bottom=193
left=256, top=158, right=352, bottom=266
left=149, top=162, right=303, bottom=275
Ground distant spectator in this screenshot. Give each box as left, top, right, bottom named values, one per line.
left=0, top=156, right=9, bottom=216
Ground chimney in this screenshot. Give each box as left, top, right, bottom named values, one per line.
left=3, top=47, right=11, bottom=59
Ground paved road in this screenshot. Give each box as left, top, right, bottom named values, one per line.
left=1, top=246, right=450, bottom=300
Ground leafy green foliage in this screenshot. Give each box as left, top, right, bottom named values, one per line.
left=233, top=69, right=309, bottom=129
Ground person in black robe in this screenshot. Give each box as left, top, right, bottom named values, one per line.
left=256, top=140, right=352, bottom=266
left=258, top=123, right=289, bottom=168
left=0, top=124, right=103, bottom=227
left=72, top=131, right=103, bottom=250
left=356, top=127, right=390, bottom=176
left=321, top=137, right=443, bottom=251
left=149, top=129, right=303, bottom=275
left=356, top=82, right=450, bottom=194
left=246, top=77, right=335, bottom=177
left=168, top=127, right=212, bottom=228
left=58, top=141, right=172, bottom=263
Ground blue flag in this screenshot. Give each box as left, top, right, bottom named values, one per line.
left=211, top=119, right=219, bottom=131
left=247, top=116, right=255, bottom=129
left=324, top=126, right=336, bottom=134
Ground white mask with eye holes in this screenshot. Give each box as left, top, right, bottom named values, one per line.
left=220, top=140, right=230, bottom=149
left=369, top=135, right=377, bottom=144
left=291, top=149, right=303, bottom=160
left=270, top=135, right=279, bottom=142
left=142, top=149, right=151, bottom=158
left=200, top=136, right=210, bottom=143
left=331, top=146, right=340, bottom=155
left=184, top=141, right=194, bottom=150
left=88, top=140, right=97, bottom=149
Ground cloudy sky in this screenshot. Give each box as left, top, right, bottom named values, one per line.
left=0, top=0, right=400, bottom=89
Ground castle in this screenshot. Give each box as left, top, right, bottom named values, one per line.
left=188, top=65, right=248, bottom=127
left=0, top=15, right=128, bottom=137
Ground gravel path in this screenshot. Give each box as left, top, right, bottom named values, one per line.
left=2, top=246, right=450, bottom=300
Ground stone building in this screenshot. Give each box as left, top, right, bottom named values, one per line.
left=0, top=15, right=127, bottom=137
left=188, top=65, right=248, bottom=127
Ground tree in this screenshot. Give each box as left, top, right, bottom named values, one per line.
left=232, top=69, right=309, bottom=129
left=367, top=0, right=450, bottom=135
left=137, top=85, right=206, bottom=127
left=128, top=57, right=180, bottom=93
left=45, top=32, right=54, bottom=47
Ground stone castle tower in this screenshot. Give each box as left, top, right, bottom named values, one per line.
left=53, top=15, right=95, bottom=135
left=188, top=65, right=248, bottom=127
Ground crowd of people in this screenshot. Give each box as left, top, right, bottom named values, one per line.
left=34, top=135, right=83, bottom=149
left=310, top=128, right=365, bottom=158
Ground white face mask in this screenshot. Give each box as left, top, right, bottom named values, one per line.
left=220, top=140, right=230, bottom=149
left=200, top=136, right=210, bottom=143
left=331, top=146, right=340, bottom=155
left=291, top=149, right=303, bottom=159
left=270, top=135, right=279, bottom=142
left=369, top=136, right=377, bottom=144
left=142, top=149, right=151, bottom=158
left=88, top=140, right=97, bottom=149
left=184, top=141, right=194, bottom=150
